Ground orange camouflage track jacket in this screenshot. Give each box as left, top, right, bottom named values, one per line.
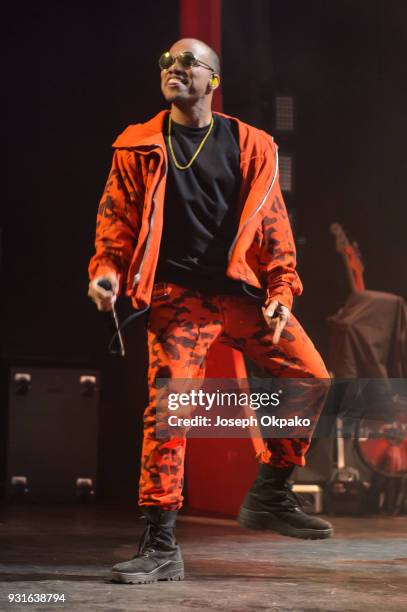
left=88, top=110, right=303, bottom=311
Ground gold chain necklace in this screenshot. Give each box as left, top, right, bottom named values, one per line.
left=168, top=115, right=214, bottom=170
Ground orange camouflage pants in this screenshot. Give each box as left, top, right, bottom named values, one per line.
left=139, top=282, right=329, bottom=510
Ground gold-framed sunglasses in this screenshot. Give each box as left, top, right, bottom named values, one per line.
left=158, top=50, right=215, bottom=73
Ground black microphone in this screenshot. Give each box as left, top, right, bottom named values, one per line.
left=97, top=279, right=114, bottom=292
left=97, top=279, right=125, bottom=357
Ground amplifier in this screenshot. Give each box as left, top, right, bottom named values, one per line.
left=5, top=367, right=100, bottom=502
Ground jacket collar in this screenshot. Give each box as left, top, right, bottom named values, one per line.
left=112, top=110, right=169, bottom=148
left=112, top=109, right=244, bottom=149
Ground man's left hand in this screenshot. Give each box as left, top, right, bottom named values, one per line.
left=262, top=300, right=291, bottom=344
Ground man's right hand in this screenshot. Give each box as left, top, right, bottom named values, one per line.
left=88, top=272, right=119, bottom=312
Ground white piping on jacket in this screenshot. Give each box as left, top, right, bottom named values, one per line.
left=228, top=142, right=279, bottom=261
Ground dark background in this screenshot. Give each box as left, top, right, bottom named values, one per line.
left=4, top=0, right=407, bottom=499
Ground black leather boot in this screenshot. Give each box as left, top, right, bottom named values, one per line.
left=238, top=464, right=333, bottom=539
left=111, top=506, right=184, bottom=584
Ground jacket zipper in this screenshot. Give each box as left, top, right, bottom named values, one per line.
left=132, top=145, right=167, bottom=289
left=228, top=143, right=279, bottom=261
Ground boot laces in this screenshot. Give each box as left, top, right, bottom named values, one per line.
left=283, top=482, right=307, bottom=509
left=267, top=481, right=308, bottom=510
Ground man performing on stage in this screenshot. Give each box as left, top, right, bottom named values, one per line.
left=88, top=38, right=333, bottom=584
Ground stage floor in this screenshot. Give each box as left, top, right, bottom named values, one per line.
left=1, top=505, right=406, bottom=611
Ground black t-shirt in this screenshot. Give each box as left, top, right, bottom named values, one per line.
left=155, top=113, right=251, bottom=295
